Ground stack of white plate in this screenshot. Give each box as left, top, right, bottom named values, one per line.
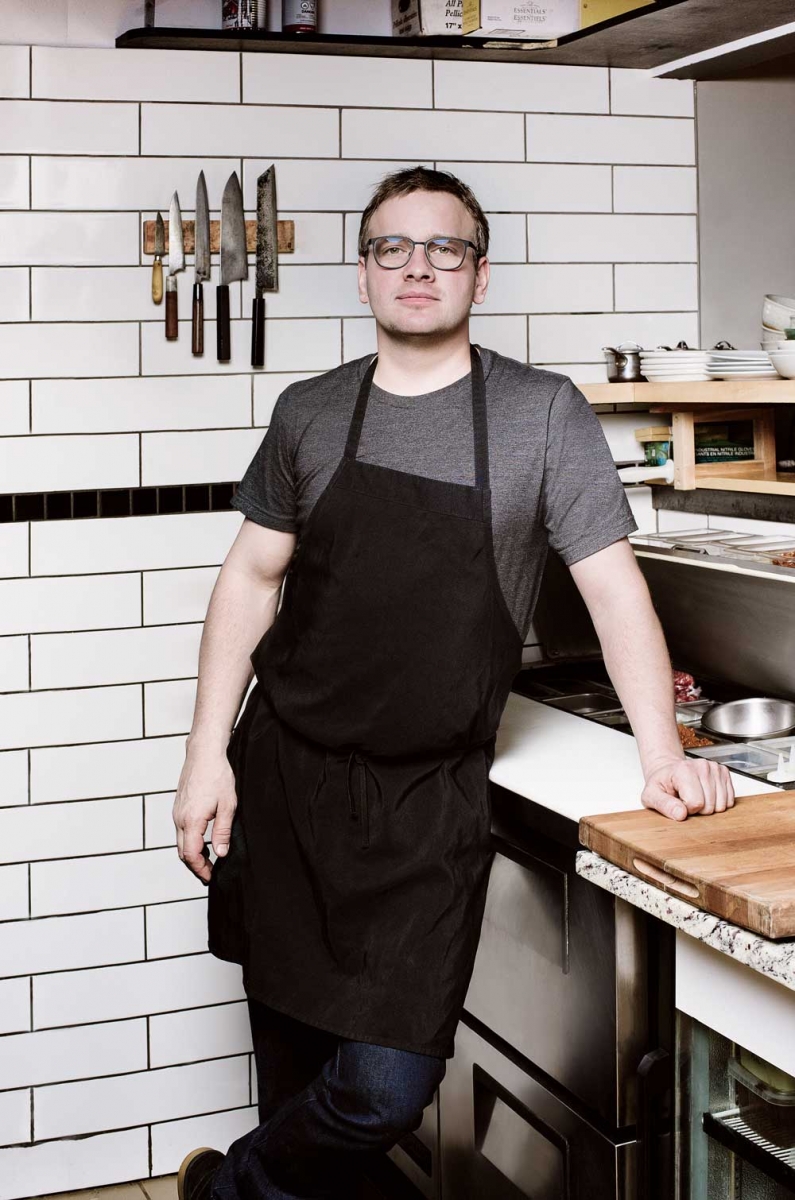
left=639, top=349, right=710, bottom=382
left=706, top=350, right=777, bottom=380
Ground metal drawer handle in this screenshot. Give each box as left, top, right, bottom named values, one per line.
left=632, top=858, right=701, bottom=901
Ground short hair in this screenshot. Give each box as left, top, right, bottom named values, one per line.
left=358, top=166, right=490, bottom=260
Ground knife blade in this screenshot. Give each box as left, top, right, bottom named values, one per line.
left=251, top=166, right=278, bottom=369
left=152, top=211, right=165, bottom=305
left=166, top=191, right=185, bottom=341
left=192, top=171, right=211, bottom=356
left=217, top=171, right=248, bottom=363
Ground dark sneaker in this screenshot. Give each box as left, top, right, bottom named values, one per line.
left=177, top=1147, right=225, bottom=1200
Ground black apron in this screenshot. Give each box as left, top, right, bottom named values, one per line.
left=209, top=347, right=522, bottom=1058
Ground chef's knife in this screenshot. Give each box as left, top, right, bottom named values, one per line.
left=217, top=171, right=248, bottom=363
left=152, top=211, right=165, bottom=305
left=166, top=191, right=185, bottom=341
left=251, top=166, right=278, bottom=369
left=192, top=171, right=210, bottom=356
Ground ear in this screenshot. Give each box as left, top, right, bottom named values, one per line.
left=358, top=257, right=370, bottom=305
left=472, top=256, right=490, bottom=307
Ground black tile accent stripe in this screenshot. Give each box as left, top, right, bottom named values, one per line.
left=0, top=483, right=239, bottom=523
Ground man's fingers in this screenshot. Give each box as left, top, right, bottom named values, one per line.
left=672, top=767, right=707, bottom=815
left=182, top=825, right=212, bottom=883
left=212, top=806, right=236, bottom=857
left=643, top=786, right=688, bottom=822
left=713, top=764, right=730, bottom=813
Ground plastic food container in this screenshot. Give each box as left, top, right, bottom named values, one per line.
left=690, top=743, right=780, bottom=776
left=543, top=693, right=624, bottom=716
left=749, top=735, right=795, bottom=755
left=676, top=700, right=715, bottom=725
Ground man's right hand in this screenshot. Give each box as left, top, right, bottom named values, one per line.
left=173, top=742, right=238, bottom=884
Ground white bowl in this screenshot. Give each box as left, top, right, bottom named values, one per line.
left=769, top=352, right=795, bottom=378
left=762, top=294, right=795, bottom=330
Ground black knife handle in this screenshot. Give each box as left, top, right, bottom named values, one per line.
left=192, top=282, right=204, bottom=357
left=165, top=276, right=178, bottom=341
left=217, top=285, right=231, bottom=362
left=251, top=294, right=266, bottom=369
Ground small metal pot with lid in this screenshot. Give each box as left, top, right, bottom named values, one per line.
left=603, top=341, right=646, bottom=383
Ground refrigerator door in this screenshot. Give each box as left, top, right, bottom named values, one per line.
left=464, top=834, right=648, bottom=1128
left=440, top=1018, right=635, bottom=1199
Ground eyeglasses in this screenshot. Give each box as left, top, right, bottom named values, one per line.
left=363, top=236, right=481, bottom=271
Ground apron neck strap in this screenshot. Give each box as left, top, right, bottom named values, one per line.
left=345, top=345, right=490, bottom=490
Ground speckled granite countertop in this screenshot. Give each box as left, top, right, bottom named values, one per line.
left=576, top=850, right=795, bottom=993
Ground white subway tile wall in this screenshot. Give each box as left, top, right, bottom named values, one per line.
left=0, top=40, right=714, bottom=1195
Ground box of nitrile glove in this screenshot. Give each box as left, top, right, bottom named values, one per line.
left=392, top=0, right=463, bottom=36
left=462, top=0, right=580, bottom=38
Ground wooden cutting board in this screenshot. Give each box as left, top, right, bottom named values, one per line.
left=580, top=793, right=795, bottom=939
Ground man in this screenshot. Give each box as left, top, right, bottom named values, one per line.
left=173, top=167, right=733, bottom=1200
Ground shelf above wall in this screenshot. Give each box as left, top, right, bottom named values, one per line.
left=116, top=3, right=795, bottom=70
left=581, top=380, right=795, bottom=406
left=582, top=379, right=795, bottom=499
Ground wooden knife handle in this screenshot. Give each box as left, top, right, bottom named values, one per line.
left=165, top=275, right=178, bottom=341
left=251, top=294, right=265, bottom=369
left=217, top=285, right=231, bottom=362
left=152, top=256, right=163, bottom=305
left=192, top=282, right=204, bottom=357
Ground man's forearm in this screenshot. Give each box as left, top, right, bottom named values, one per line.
left=590, top=579, right=684, bottom=778
left=187, top=563, right=282, bottom=754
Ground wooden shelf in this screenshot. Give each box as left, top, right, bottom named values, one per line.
left=115, top=4, right=795, bottom=70
left=694, top=471, right=795, bottom=498
left=582, top=379, right=795, bottom=406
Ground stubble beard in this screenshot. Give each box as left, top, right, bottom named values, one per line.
left=375, top=289, right=476, bottom=348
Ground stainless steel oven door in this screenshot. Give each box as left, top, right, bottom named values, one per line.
left=440, top=1018, right=634, bottom=1199
left=463, top=836, right=648, bottom=1128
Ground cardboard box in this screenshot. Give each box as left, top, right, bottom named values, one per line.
left=580, top=0, right=653, bottom=30
left=392, top=0, right=463, bottom=37
left=463, top=0, right=580, bottom=38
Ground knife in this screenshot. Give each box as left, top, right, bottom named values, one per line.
left=192, top=171, right=210, bottom=356
left=166, top=191, right=184, bottom=341
left=217, top=171, right=248, bottom=363
left=251, top=166, right=278, bottom=369
left=152, top=211, right=165, bottom=305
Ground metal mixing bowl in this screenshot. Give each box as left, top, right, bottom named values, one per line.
left=701, top=697, right=795, bottom=741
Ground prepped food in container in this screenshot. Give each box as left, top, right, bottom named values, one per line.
left=677, top=723, right=715, bottom=749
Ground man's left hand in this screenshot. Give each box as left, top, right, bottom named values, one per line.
left=641, top=757, right=735, bottom=822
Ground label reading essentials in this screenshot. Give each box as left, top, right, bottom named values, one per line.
left=463, top=0, right=580, bottom=36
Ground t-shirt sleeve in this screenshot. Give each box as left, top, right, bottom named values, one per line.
left=230, top=389, right=298, bottom=533
left=540, top=377, right=638, bottom=566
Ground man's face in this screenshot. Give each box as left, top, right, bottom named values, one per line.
left=357, top=190, right=489, bottom=340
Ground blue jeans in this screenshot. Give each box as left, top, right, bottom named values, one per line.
left=211, top=999, right=446, bottom=1200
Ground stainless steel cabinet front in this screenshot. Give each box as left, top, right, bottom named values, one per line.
left=440, top=1019, right=633, bottom=1199
left=463, top=840, right=648, bottom=1128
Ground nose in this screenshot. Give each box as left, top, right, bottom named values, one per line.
left=402, top=242, right=433, bottom=280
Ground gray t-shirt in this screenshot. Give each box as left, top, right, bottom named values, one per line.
left=231, top=348, right=637, bottom=640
